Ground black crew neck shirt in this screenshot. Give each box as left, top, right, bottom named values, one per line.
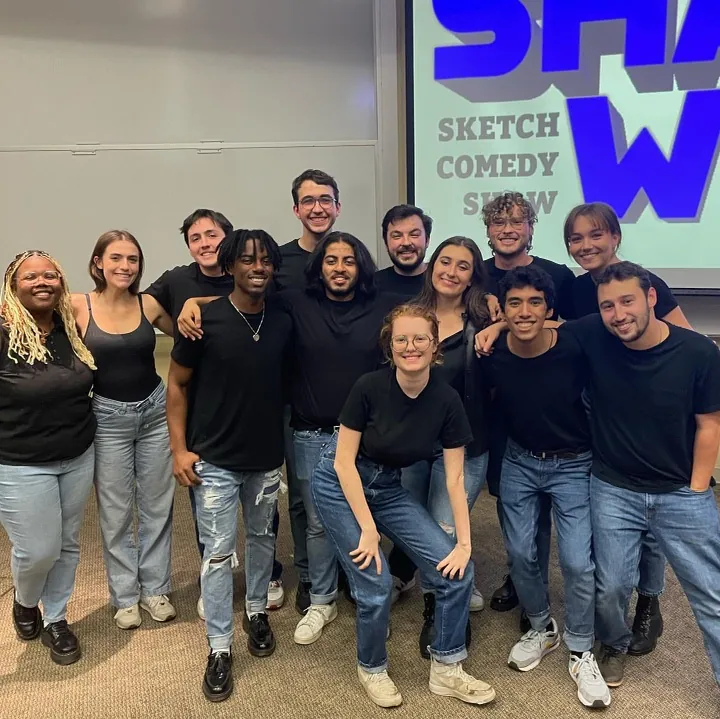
left=374, top=267, right=426, bottom=302
left=0, top=321, right=96, bottom=465
left=339, top=367, right=473, bottom=468
left=275, top=239, right=313, bottom=292
left=572, top=270, right=678, bottom=320
left=484, top=256, right=577, bottom=320
left=483, top=327, right=590, bottom=453
left=144, top=263, right=234, bottom=322
left=566, top=315, right=720, bottom=492
left=171, top=298, right=292, bottom=472
left=282, top=290, right=398, bottom=430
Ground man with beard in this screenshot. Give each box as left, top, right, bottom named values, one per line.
left=281, top=231, right=398, bottom=646
left=375, top=205, right=432, bottom=301
left=274, top=169, right=341, bottom=291
left=565, top=262, right=720, bottom=691
left=167, top=229, right=292, bottom=702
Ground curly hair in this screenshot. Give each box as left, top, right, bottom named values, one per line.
left=1, top=250, right=95, bottom=368
left=481, top=191, right=538, bottom=229
left=379, top=303, right=443, bottom=368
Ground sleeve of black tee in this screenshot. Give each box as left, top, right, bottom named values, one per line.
left=143, top=271, right=172, bottom=315
left=556, top=267, right=577, bottom=320
left=338, top=375, right=371, bottom=432
left=649, top=273, right=679, bottom=319
left=171, top=331, right=203, bottom=369
left=439, top=391, right=474, bottom=449
left=693, top=340, right=720, bottom=415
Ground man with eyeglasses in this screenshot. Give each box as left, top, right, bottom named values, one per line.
left=481, top=191, right=576, bottom=623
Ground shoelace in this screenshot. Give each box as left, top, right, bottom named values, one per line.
left=366, top=671, right=397, bottom=692
left=517, top=628, right=545, bottom=652
left=144, top=595, right=169, bottom=608
left=574, top=653, right=604, bottom=683
left=300, top=607, right=329, bottom=631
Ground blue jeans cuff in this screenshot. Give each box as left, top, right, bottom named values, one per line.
left=527, top=609, right=551, bottom=632
left=309, top=590, right=337, bottom=605
left=358, top=660, right=388, bottom=673
left=429, top=646, right=468, bottom=664
left=563, top=629, right=594, bottom=654
left=208, top=632, right=233, bottom=652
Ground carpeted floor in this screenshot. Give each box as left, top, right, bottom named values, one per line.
left=0, top=483, right=718, bottom=719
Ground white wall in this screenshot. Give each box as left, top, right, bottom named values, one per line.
left=0, top=0, right=380, bottom=290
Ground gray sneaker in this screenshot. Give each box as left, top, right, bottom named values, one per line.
left=569, top=652, right=612, bottom=708
left=597, top=644, right=625, bottom=687
left=508, top=617, right=560, bottom=671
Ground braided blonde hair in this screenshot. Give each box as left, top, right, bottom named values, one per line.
left=0, top=250, right=96, bottom=368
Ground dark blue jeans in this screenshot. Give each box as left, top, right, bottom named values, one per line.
left=500, top=441, right=595, bottom=652
left=311, top=436, right=473, bottom=671
left=591, top=476, right=720, bottom=685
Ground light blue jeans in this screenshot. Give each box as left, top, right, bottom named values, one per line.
left=389, top=448, right=488, bottom=590
left=0, top=444, right=95, bottom=624
left=592, top=476, right=720, bottom=685
left=293, top=430, right=338, bottom=605
left=193, top=460, right=282, bottom=652
left=93, top=382, right=175, bottom=609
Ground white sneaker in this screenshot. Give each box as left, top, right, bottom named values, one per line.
left=508, top=617, right=560, bottom=671
left=390, top=575, right=416, bottom=605
left=266, top=579, right=285, bottom=610
left=294, top=603, right=337, bottom=645
left=469, top=585, right=485, bottom=612
left=197, top=597, right=205, bottom=620
left=139, top=594, right=177, bottom=622
left=114, top=604, right=141, bottom=630
left=429, top=657, right=496, bottom=705
left=569, top=652, right=612, bottom=708
left=357, top=665, right=403, bottom=707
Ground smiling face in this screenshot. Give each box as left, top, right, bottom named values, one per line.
left=187, top=217, right=226, bottom=272
left=321, top=240, right=358, bottom=300
left=486, top=204, right=532, bottom=260
left=431, top=244, right=473, bottom=301
left=94, top=239, right=140, bottom=292
left=503, top=285, right=552, bottom=342
left=390, top=315, right=437, bottom=373
left=598, top=277, right=656, bottom=345
left=385, top=214, right=428, bottom=273
left=231, top=238, right=275, bottom=299
left=293, top=180, right=340, bottom=238
left=567, top=214, right=620, bottom=273
left=13, top=255, right=63, bottom=315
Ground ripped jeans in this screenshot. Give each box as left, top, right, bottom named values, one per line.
left=193, top=460, right=282, bottom=652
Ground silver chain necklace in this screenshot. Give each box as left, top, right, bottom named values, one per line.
left=228, top=297, right=265, bottom=342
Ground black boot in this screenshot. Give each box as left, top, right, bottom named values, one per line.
left=419, top=593, right=435, bottom=659
left=628, top=594, right=663, bottom=656
left=203, top=650, right=233, bottom=702
left=41, top=621, right=81, bottom=665
left=490, top=574, right=518, bottom=612
left=12, top=591, right=42, bottom=641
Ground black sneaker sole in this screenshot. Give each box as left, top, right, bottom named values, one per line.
left=247, top=636, right=276, bottom=657
left=14, top=623, right=42, bottom=641
left=203, top=676, right=234, bottom=702
left=490, top=597, right=519, bottom=612
left=41, top=634, right=81, bottom=666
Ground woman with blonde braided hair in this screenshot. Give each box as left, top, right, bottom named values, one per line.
left=0, top=250, right=96, bottom=666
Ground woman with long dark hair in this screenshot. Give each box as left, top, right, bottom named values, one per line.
left=388, top=237, right=493, bottom=654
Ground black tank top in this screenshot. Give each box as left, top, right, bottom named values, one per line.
left=83, top=294, right=161, bottom=402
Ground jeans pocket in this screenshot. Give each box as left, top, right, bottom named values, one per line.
left=678, top=484, right=709, bottom=495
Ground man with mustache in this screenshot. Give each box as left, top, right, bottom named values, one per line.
left=281, top=231, right=398, bottom=645
left=375, top=205, right=432, bottom=301
left=167, top=229, right=292, bottom=702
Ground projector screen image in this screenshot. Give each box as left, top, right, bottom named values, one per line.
left=407, top=0, right=720, bottom=290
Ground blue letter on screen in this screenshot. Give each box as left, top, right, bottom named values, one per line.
left=543, top=0, right=667, bottom=73
left=567, top=91, right=720, bottom=219
left=433, top=0, right=532, bottom=79
left=673, top=0, right=720, bottom=64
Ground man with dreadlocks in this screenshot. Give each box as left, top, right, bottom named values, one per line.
left=0, top=250, right=96, bottom=666
left=167, top=229, right=292, bottom=703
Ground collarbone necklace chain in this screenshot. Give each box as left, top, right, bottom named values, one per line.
left=228, top=297, right=265, bottom=342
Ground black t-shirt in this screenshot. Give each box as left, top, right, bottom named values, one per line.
left=144, top=263, right=234, bottom=322
left=171, top=298, right=292, bottom=472
left=566, top=315, right=720, bottom=492
left=274, top=239, right=312, bottom=292
left=282, top=290, right=398, bottom=430
left=0, top=321, right=96, bottom=464
left=339, top=367, right=473, bottom=467
left=483, top=328, right=590, bottom=453
left=484, top=256, right=577, bottom=320
left=572, top=270, right=678, bottom=319
left=374, top=267, right=426, bottom=302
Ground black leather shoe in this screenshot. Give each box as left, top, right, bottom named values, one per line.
left=419, top=593, right=435, bottom=659
left=295, top=581, right=312, bottom=615
left=519, top=610, right=531, bottom=634
left=242, top=612, right=276, bottom=657
left=41, top=621, right=81, bottom=665
left=490, top=574, right=519, bottom=612
left=628, top=594, right=663, bottom=656
left=202, top=651, right=233, bottom=702
left=12, top=593, right=42, bottom=641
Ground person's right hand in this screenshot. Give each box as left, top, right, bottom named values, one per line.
left=173, top=450, right=202, bottom=486
left=349, top=529, right=382, bottom=574
left=474, top=322, right=505, bottom=357
left=178, top=299, right=203, bottom=340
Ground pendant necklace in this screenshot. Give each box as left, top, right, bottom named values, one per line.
left=228, top=297, right=265, bottom=342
